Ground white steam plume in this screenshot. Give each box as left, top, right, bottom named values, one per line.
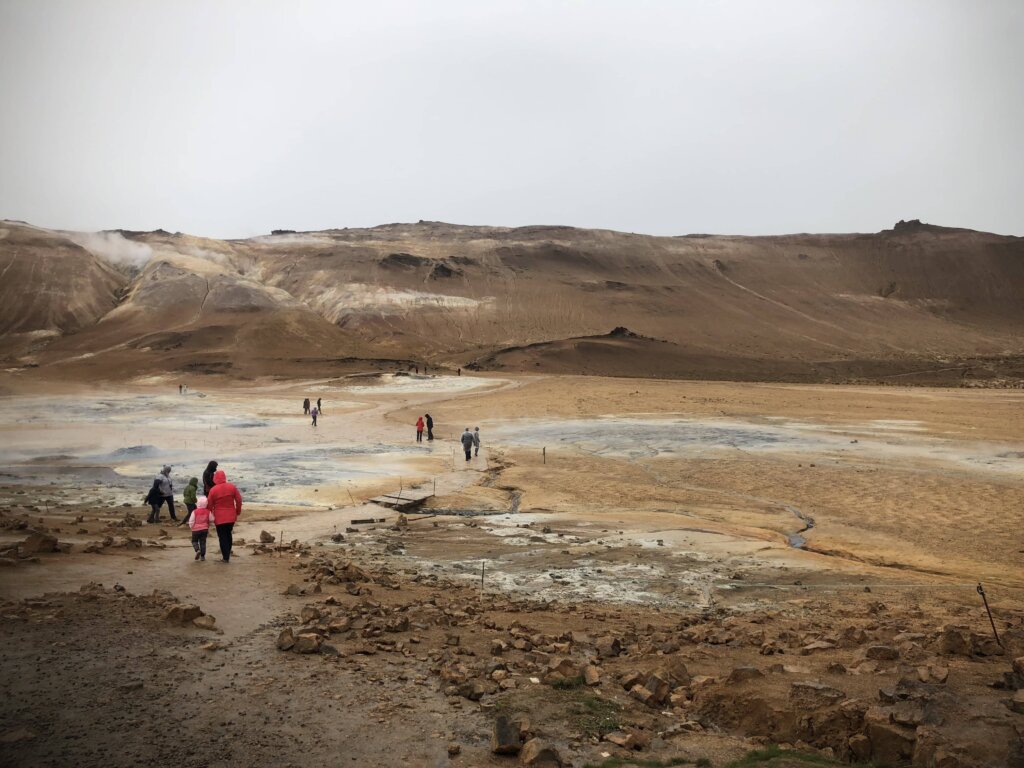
left=69, top=231, right=153, bottom=269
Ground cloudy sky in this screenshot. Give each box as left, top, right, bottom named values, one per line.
left=1, top=0, right=1021, bottom=238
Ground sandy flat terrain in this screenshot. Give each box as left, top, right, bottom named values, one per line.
left=1, top=373, right=1022, bottom=767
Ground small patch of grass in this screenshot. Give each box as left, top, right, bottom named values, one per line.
left=583, top=757, right=691, bottom=768
left=552, top=674, right=586, bottom=690
left=568, top=691, right=622, bottom=738
left=724, top=745, right=890, bottom=768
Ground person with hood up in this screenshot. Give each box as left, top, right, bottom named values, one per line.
left=302, top=398, right=310, bottom=415
left=146, top=465, right=176, bottom=523
left=472, top=426, right=481, bottom=457
left=460, top=428, right=474, bottom=461
left=415, top=415, right=425, bottom=443
left=186, top=496, right=212, bottom=560
left=202, top=461, right=219, bottom=496
left=206, top=469, right=242, bottom=563
left=179, top=476, right=199, bottom=527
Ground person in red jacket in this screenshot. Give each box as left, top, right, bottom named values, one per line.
left=415, top=415, right=425, bottom=443
left=206, top=469, right=242, bottom=563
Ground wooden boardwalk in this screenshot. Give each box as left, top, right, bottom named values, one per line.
left=367, top=487, right=434, bottom=512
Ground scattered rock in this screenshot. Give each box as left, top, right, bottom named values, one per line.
left=192, top=614, right=218, bottom=631
left=520, top=738, right=561, bottom=766
left=163, top=604, right=203, bottom=625
left=293, top=633, right=323, bottom=654
left=259, top=530, right=275, bottom=543
left=584, top=666, right=601, bottom=686
left=20, top=530, right=59, bottom=555
left=277, top=628, right=295, bottom=651
left=727, top=666, right=764, bottom=684
left=866, top=645, right=900, bottom=661
left=492, top=714, right=521, bottom=755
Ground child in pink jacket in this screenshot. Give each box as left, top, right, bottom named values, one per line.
left=186, top=496, right=213, bottom=561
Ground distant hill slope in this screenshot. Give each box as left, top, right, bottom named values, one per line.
left=0, top=218, right=1021, bottom=384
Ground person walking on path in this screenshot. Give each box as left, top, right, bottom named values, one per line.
left=472, top=426, right=481, bottom=457
left=415, top=415, right=425, bottom=442
left=202, top=461, right=219, bottom=496
left=179, top=477, right=199, bottom=527
left=186, top=496, right=212, bottom=561
left=303, top=398, right=310, bottom=415
left=460, top=428, right=474, bottom=462
left=311, top=405, right=319, bottom=427
left=146, top=465, right=176, bottom=523
left=316, top=397, right=323, bottom=415
left=207, top=469, right=242, bottom=562
left=425, top=413, right=434, bottom=441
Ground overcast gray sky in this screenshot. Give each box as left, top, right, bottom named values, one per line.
left=1, top=0, right=1021, bottom=238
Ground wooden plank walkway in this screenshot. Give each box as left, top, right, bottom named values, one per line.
left=367, top=487, right=434, bottom=512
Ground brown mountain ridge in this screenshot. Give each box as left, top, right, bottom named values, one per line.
left=0, top=218, right=1021, bottom=385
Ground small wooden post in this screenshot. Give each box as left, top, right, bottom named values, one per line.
left=480, top=561, right=485, bottom=592
left=279, top=530, right=283, bottom=557
left=543, top=446, right=546, bottom=464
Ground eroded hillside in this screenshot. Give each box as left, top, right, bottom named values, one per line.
left=1, top=219, right=1021, bottom=383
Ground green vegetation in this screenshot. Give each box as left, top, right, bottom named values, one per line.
left=568, top=692, right=622, bottom=738
left=723, top=745, right=888, bottom=767
left=583, top=757, right=691, bottom=768
left=551, top=674, right=586, bottom=690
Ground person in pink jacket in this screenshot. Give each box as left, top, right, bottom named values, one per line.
left=186, top=496, right=213, bottom=561
left=206, top=469, right=242, bottom=563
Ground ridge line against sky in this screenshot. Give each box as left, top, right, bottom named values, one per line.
left=1, top=0, right=1022, bottom=240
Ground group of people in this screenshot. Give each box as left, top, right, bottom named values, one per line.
left=415, top=413, right=434, bottom=442
left=413, top=415, right=482, bottom=460
left=302, top=397, right=323, bottom=426
left=144, top=460, right=243, bottom=563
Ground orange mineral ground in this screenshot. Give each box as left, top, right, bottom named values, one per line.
left=1, top=219, right=1022, bottom=768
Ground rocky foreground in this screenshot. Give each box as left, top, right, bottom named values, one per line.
left=2, top=526, right=1022, bottom=768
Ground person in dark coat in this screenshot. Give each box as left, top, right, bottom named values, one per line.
left=202, top=460, right=219, bottom=496
left=303, top=398, right=310, bottom=415
left=425, top=413, right=434, bottom=441
left=460, top=428, right=474, bottom=461
left=146, top=465, right=176, bottom=523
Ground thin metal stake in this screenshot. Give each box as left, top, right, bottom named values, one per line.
left=977, top=583, right=1001, bottom=646
left=480, top=561, right=485, bottom=592
left=543, top=447, right=546, bottom=464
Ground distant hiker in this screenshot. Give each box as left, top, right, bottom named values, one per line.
left=183, top=384, right=188, bottom=395
left=415, top=365, right=419, bottom=374
left=317, top=397, right=322, bottom=414
left=425, top=413, right=434, bottom=441
left=416, top=415, right=425, bottom=443
left=187, top=496, right=212, bottom=561
left=207, top=469, right=242, bottom=563
left=473, top=426, right=481, bottom=457
left=146, top=465, right=176, bottom=523
left=461, top=428, right=474, bottom=461
left=424, top=365, right=428, bottom=375
left=202, top=460, right=219, bottom=496
left=178, top=384, right=183, bottom=395
left=457, top=368, right=461, bottom=377
left=311, top=406, right=318, bottom=427
left=180, top=477, right=199, bottom=527
left=303, top=398, right=310, bottom=415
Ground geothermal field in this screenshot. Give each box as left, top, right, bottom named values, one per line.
left=1, top=221, right=1023, bottom=768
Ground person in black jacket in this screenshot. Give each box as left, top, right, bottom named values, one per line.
left=425, top=413, right=434, bottom=441
left=202, top=460, right=219, bottom=496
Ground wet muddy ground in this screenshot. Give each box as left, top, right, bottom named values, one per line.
left=1, top=374, right=1022, bottom=766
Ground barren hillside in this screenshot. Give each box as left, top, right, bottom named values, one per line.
left=1, top=218, right=1021, bottom=384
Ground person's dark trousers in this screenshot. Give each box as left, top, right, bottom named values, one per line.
left=416, top=430, right=423, bottom=443
left=192, top=530, right=208, bottom=558
left=427, top=428, right=433, bottom=440
left=180, top=503, right=196, bottom=526
left=148, top=503, right=160, bottom=524
left=161, top=495, right=177, bottom=521
left=216, top=522, right=235, bottom=561
left=464, top=447, right=472, bottom=461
